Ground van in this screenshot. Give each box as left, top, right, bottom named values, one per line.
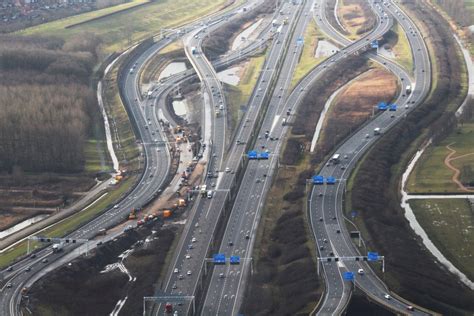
left=207, top=190, right=213, bottom=199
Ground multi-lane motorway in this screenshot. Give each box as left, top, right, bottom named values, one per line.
left=307, top=0, right=432, bottom=314
left=0, top=0, right=437, bottom=314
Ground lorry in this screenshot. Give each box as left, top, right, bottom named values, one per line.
left=373, top=127, right=381, bottom=135
left=52, top=243, right=63, bottom=253
left=330, top=153, right=340, bottom=164
left=200, top=184, right=207, bottom=197
left=405, top=85, right=412, bottom=94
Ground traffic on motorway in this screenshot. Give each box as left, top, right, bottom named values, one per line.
left=0, top=0, right=441, bottom=315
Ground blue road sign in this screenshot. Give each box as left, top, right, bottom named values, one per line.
left=326, top=176, right=336, bottom=185
left=230, top=256, right=241, bottom=264
left=247, top=151, right=258, bottom=159
left=351, top=210, right=358, bottom=218
left=343, top=271, right=355, bottom=281
left=367, top=252, right=379, bottom=261
left=377, top=102, right=388, bottom=111
left=312, top=175, right=324, bottom=185
left=213, top=253, right=226, bottom=264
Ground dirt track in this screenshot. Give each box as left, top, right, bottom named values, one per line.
left=444, top=143, right=474, bottom=192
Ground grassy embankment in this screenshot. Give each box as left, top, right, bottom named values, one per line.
left=409, top=198, right=474, bottom=281
left=226, top=53, right=266, bottom=134
left=390, top=20, right=414, bottom=73
left=290, top=21, right=326, bottom=88
left=19, top=0, right=232, bottom=53
left=337, top=0, right=375, bottom=41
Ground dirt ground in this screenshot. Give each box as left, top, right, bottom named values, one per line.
left=317, top=68, right=398, bottom=154
left=0, top=174, right=97, bottom=231
left=28, top=221, right=176, bottom=316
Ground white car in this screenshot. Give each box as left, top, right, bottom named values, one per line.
left=358, top=268, right=364, bottom=275
left=191, top=237, right=197, bottom=243
left=174, top=268, right=179, bottom=274
left=187, top=270, right=192, bottom=276
left=113, top=205, right=119, bottom=209
left=384, top=294, right=391, bottom=300
left=225, top=167, right=231, bottom=173
left=185, top=254, right=191, bottom=259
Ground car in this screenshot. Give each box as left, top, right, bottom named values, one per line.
left=188, top=244, right=193, bottom=249
left=6, top=283, right=12, bottom=288
left=187, top=270, right=192, bottom=276
left=211, top=182, right=216, bottom=187
left=191, top=237, right=197, bottom=243
left=341, top=166, right=346, bottom=170
left=336, top=229, right=341, bottom=234
left=225, top=167, right=231, bottom=173
left=178, top=274, right=184, bottom=280
left=30, top=254, right=36, bottom=259
left=332, top=216, right=337, bottom=220
left=7, top=266, right=13, bottom=272
left=358, top=268, right=364, bottom=275
left=172, top=283, right=178, bottom=289
left=245, top=234, right=250, bottom=240
left=323, top=238, right=328, bottom=243
left=219, top=273, right=225, bottom=278
left=329, top=252, right=334, bottom=256
left=384, top=294, right=391, bottom=300
left=185, top=254, right=191, bottom=259
left=228, top=241, right=234, bottom=246
left=319, top=217, right=323, bottom=222
left=25, top=267, right=31, bottom=272
left=319, top=192, right=323, bottom=197
left=319, top=246, right=324, bottom=250
left=174, top=268, right=179, bottom=274
left=42, top=258, right=48, bottom=263
left=113, top=205, right=119, bottom=209
left=406, top=305, right=414, bottom=311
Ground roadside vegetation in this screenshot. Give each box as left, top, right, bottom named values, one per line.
left=20, top=0, right=233, bottom=53
left=337, top=0, right=376, bottom=40
left=381, top=21, right=414, bottom=72
left=202, top=0, right=275, bottom=60
left=242, top=56, right=395, bottom=314
left=290, top=22, right=326, bottom=88
left=347, top=0, right=474, bottom=313
left=226, top=54, right=267, bottom=136
left=409, top=198, right=474, bottom=281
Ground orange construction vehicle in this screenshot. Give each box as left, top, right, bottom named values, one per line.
left=128, top=208, right=138, bottom=220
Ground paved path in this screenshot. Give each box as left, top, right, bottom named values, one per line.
left=444, top=143, right=474, bottom=192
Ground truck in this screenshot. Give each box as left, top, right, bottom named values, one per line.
left=191, top=47, right=197, bottom=55
left=373, top=127, right=381, bottom=135
left=200, top=184, right=207, bottom=197
left=52, top=243, right=63, bottom=253
left=330, top=153, right=340, bottom=164
left=405, top=85, right=412, bottom=94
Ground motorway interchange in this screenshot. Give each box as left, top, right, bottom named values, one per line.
left=0, top=0, right=437, bottom=315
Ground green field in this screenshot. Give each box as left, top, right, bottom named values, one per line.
left=291, top=21, right=325, bottom=88
left=407, top=121, right=474, bottom=193
left=409, top=198, right=474, bottom=281
left=20, top=0, right=230, bottom=52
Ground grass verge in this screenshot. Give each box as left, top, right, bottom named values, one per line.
left=0, top=176, right=136, bottom=269
left=390, top=20, right=414, bottom=72
left=409, top=198, right=474, bottom=281
left=290, top=21, right=325, bottom=88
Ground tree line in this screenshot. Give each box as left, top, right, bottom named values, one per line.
left=0, top=34, right=102, bottom=173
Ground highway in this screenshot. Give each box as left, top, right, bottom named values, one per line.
left=0, top=2, right=263, bottom=314
left=153, top=2, right=303, bottom=315
left=306, top=0, right=432, bottom=314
